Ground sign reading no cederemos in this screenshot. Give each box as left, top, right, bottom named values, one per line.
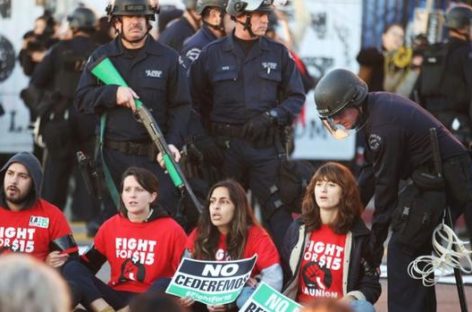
left=239, top=282, right=302, bottom=312
left=166, top=255, right=257, bottom=305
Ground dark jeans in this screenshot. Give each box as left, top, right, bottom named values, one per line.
left=63, top=260, right=171, bottom=310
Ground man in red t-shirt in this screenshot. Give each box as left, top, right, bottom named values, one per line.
left=0, top=152, right=77, bottom=266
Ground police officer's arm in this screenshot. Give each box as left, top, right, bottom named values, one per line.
left=275, top=47, right=306, bottom=123
left=369, top=126, right=405, bottom=265
left=164, top=51, right=191, bottom=149
left=75, top=52, right=121, bottom=115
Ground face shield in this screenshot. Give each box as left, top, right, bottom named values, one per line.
left=319, top=106, right=365, bottom=140
left=320, top=117, right=351, bottom=140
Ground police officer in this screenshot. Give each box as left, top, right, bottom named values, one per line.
left=75, top=0, right=191, bottom=217
left=190, top=0, right=305, bottom=249
left=158, top=0, right=200, bottom=51
left=416, top=5, right=472, bottom=149
left=314, top=68, right=472, bottom=312
left=181, top=0, right=228, bottom=70
left=31, top=7, right=99, bottom=222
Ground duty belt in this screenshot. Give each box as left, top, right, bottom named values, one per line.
left=210, top=123, right=243, bottom=138
left=104, top=139, right=156, bottom=158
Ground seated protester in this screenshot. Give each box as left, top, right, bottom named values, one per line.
left=62, top=167, right=187, bottom=312
left=0, top=152, right=77, bottom=268
left=282, top=162, right=380, bottom=312
left=183, top=179, right=282, bottom=311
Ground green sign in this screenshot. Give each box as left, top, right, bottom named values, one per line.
left=166, top=256, right=257, bottom=305
left=239, top=282, right=302, bottom=312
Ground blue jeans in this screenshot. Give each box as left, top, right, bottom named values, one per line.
left=350, top=299, right=376, bottom=312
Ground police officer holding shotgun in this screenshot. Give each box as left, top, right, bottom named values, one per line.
left=75, top=0, right=191, bottom=218
left=314, top=68, right=472, bottom=312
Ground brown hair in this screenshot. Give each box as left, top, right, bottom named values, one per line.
left=301, top=162, right=363, bottom=234
left=193, top=179, right=258, bottom=260
left=119, top=167, right=159, bottom=218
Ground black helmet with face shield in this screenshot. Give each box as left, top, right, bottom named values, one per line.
left=314, top=68, right=368, bottom=139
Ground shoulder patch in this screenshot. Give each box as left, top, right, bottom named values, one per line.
left=185, top=48, right=201, bottom=63
left=368, top=134, right=383, bottom=151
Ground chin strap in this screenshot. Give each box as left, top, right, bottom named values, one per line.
left=114, top=17, right=151, bottom=44
left=203, top=20, right=225, bottom=36
left=236, top=14, right=258, bottom=38
left=203, top=10, right=226, bottom=35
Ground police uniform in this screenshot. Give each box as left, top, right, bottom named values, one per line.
left=75, top=36, right=191, bottom=216
left=158, top=17, right=197, bottom=52
left=181, top=24, right=218, bottom=70
left=358, top=92, right=472, bottom=312
left=31, top=35, right=99, bottom=221
left=190, top=33, right=305, bottom=248
left=417, top=37, right=472, bottom=147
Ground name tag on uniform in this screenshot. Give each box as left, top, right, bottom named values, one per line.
left=29, top=216, right=49, bottom=228
left=145, top=69, right=163, bottom=78
left=262, top=62, right=278, bottom=74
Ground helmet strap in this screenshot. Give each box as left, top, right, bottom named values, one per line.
left=202, top=9, right=226, bottom=35
left=237, top=14, right=257, bottom=38
left=352, top=101, right=368, bottom=130
left=114, top=16, right=151, bottom=44
left=203, top=20, right=226, bottom=35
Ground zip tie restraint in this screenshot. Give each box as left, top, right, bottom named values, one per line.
left=407, top=220, right=472, bottom=287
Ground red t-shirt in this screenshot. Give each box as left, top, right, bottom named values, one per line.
left=186, top=225, right=280, bottom=276
left=94, top=215, right=187, bottom=293
left=0, top=199, right=74, bottom=261
left=297, top=225, right=347, bottom=303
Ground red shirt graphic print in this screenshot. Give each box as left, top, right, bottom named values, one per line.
left=297, top=225, right=347, bottom=303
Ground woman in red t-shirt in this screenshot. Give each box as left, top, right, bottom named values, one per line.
left=183, top=179, right=282, bottom=312
left=282, top=162, right=380, bottom=312
left=62, top=167, right=187, bottom=312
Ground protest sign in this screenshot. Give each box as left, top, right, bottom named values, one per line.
left=239, top=282, right=301, bottom=312
left=166, top=255, right=257, bottom=305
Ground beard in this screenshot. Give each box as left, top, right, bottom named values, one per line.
left=4, top=186, right=30, bottom=205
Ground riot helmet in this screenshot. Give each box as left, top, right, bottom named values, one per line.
left=106, top=0, right=159, bottom=21
left=314, top=69, right=368, bottom=139
left=445, top=5, right=472, bottom=30
left=226, top=0, right=272, bottom=17
left=68, top=7, right=96, bottom=32
left=196, top=0, right=227, bottom=15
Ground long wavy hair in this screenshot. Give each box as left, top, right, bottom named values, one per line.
left=193, top=179, right=259, bottom=260
left=118, top=167, right=159, bottom=218
left=302, top=162, right=363, bottom=234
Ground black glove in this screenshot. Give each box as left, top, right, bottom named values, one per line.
left=192, top=135, right=225, bottom=166
left=242, top=111, right=276, bottom=144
